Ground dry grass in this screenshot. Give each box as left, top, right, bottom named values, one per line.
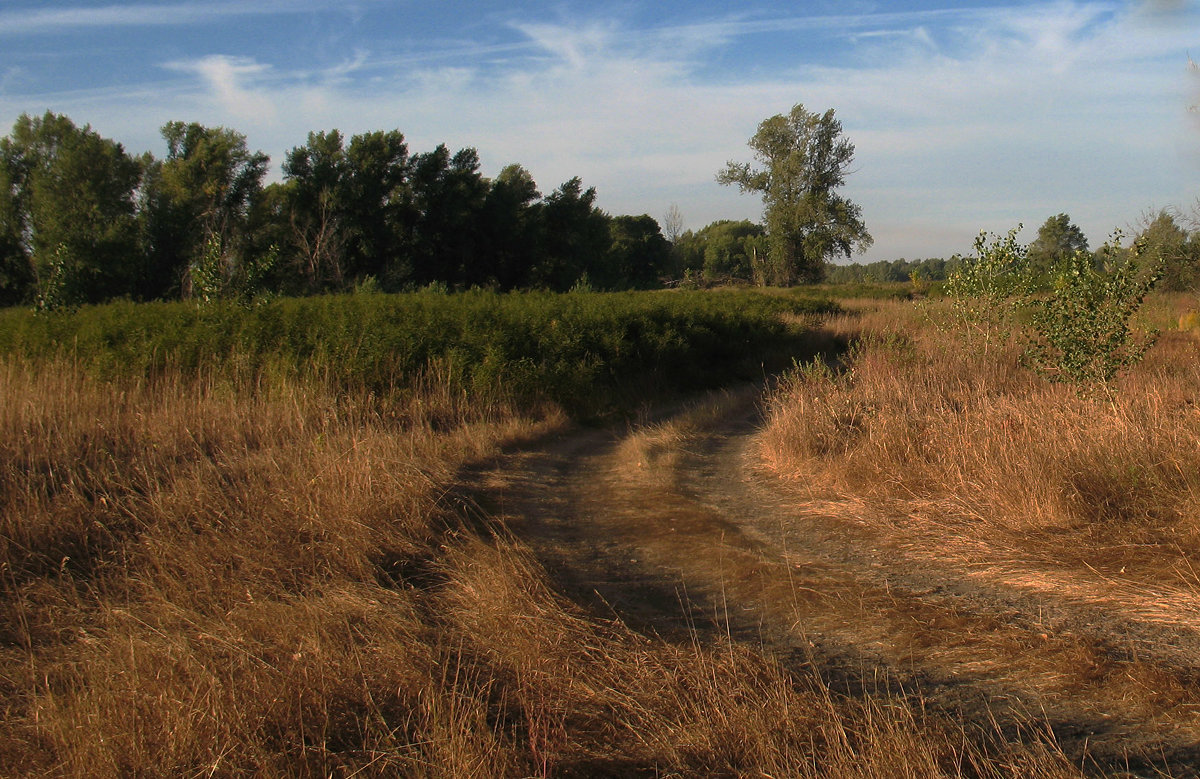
left=760, top=295, right=1200, bottom=662
left=754, top=295, right=1200, bottom=771
left=0, top=355, right=1083, bottom=776
left=762, top=295, right=1200, bottom=542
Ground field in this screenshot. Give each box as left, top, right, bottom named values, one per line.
left=1, top=287, right=1198, bottom=776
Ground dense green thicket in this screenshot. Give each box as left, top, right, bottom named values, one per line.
left=0, top=289, right=837, bottom=414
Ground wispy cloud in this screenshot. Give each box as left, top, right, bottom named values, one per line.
left=0, top=1, right=342, bottom=36
left=4, top=2, right=1196, bottom=260
left=164, top=55, right=277, bottom=122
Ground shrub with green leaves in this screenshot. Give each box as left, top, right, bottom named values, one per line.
left=188, top=233, right=278, bottom=305
left=0, top=288, right=838, bottom=416
left=1022, top=235, right=1161, bottom=391
left=942, top=227, right=1030, bottom=353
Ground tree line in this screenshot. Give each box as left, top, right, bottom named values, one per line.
left=823, top=212, right=1200, bottom=291
left=6, top=105, right=1191, bottom=306
left=0, top=112, right=673, bottom=307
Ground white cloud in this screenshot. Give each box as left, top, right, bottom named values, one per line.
left=0, top=1, right=346, bottom=36
left=163, top=55, right=277, bottom=123
left=3, top=2, right=1196, bottom=261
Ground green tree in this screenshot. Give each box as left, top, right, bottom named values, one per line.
left=408, top=145, right=488, bottom=288
left=672, top=219, right=767, bottom=286
left=279, top=129, right=352, bottom=292
left=339, top=129, right=412, bottom=288
left=1028, top=213, right=1089, bottom=281
left=604, top=215, right=671, bottom=289
left=717, top=104, right=872, bottom=284
left=152, top=121, right=269, bottom=299
left=943, top=227, right=1030, bottom=354
left=480, top=164, right=542, bottom=290
left=0, top=151, right=34, bottom=305
left=703, top=220, right=762, bottom=284
left=0, top=112, right=143, bottom=305
left=1135, top=210, right=1197, bottom=291
left=533, top=177, right=611, bottom=291
left=1024, top=235, right=1161, bottom=391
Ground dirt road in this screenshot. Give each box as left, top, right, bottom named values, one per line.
left=458, top=385, right=1200, bottom=776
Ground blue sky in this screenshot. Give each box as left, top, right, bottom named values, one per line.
left=1, top=0, right=1197, bottom=262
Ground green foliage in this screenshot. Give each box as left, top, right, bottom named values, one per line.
left=824, top=256, right=961, bottom=285
left=532, top=177, right=612, bottom=291
left=1, top=112, right=143, bottom=305
left=1023, top=235, right=1162, bottom=390
left=155, top=122, right=270, bottom=298
left=0, top=111, right=691, bottom=305
left=188, top=233, right=225, bottom=304
left=188, top=234, right=279, bottom=305
left=33, top=244, right=73, bottom=312
left=1027, top=213, right=1089, bottom=282
left=1135, top=210, right=1198, bottom=292
left=675, top=219, right=767, bottom=286
left=0, top=289, right=839, bottom=416
left=0, top=152, right=33, bottom=306
left=942, top=227, right=1030, bottom=353
left=718, top=104, right=872, bottom=284
left=938, top=224, right=1163, bottom=392
left=605, top=215, right=672, bottom=289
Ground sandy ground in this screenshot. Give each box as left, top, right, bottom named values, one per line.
left=453, top=385, right=1200, bottom=777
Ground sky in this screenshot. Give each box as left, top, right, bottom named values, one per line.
left=1, top=0, right=1197, bottom=263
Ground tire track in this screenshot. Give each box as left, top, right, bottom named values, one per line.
left=465, top=386, right=1200, bottom=776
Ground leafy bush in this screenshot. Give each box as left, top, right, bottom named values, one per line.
left=942, top=227, right=1030, bottom=353
left=0, top=288, right=838, bottom=415
left=1022, top=236, right=1161, bottom=391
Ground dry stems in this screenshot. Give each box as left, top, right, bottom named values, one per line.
left=762, top=297, right=1200, bottom=544
left=0, top=355, right=1079, bottom=776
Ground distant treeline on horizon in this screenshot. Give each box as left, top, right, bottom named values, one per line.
left=2, top=111, right=1197, bottom=309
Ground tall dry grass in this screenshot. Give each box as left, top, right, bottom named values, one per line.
left=0, top=356, right=1081, bottom=776
left=761, top=294, right=1200, bottom=570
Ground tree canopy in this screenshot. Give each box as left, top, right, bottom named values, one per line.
left=1135, top=210, right=1199, bottom=291
left=718, top=104, right=871, bottom=284
left=1027, top=213, right=1089, bottom=279
left=0, top=112, right=144, bottom=306
left=0, top=112, right=675, bottom=306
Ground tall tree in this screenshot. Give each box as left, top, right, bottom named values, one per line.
left=604, top=215, right=671, bottom=290
left=700, top=220, right=765, bottom=284
left=1028, top=213, right=1089, bottom=279
left=0, top=147, right=33, bottom=305
left=718, top=104, right=871, bottom=284
left=408, top=145, right=488, bottom=288
left=152, top=121, right=269, bottom=298
left=1137, top=210, right=1197, bottom=291
left=281, top=129, right=352, bottom=292
left=340, top=129, right=411, bottom=287
left=479, top=163, right=542, bottom=290
left=1, top=112, right=143, bottom=305
left=533, top=177, right=611, bottom=291
left=674, top=219, right=766, bottom=285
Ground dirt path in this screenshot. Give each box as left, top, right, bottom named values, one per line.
left=459, top=385, right=1200, bottom=776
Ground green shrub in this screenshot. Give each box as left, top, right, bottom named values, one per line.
left=0, top=289, right=838, bottom=415
left=942, top=227, right=1030, bottom=354
left=1022, top=236, right=1161, bottom=392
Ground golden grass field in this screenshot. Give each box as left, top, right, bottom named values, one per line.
left=2, top=292, right=1198, bottom=776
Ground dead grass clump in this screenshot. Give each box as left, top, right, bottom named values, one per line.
left=433, top=534, right=1078, bottom=777
left=0, top=353, right=1082, bottom=776
left=762, top=298, right=1200, bottom=540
